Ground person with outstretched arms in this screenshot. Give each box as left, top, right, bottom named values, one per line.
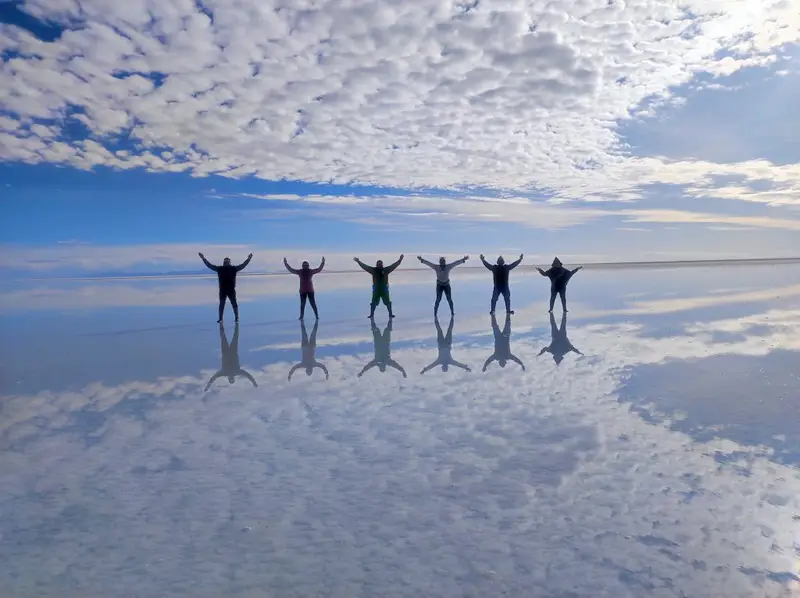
left=418, top=255, right=469, bottom=316
left=537, top=257, right=582, bottom=313
left=284, top=257, right=325, bottom=319
left=354, top=255, right=404, bottom=319
left=480, top=253, right=523, bottom=315
left=199, top=252, right=253, bottom=322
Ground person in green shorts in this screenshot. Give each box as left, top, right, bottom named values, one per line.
left=354, top=254, right=404, bottom=318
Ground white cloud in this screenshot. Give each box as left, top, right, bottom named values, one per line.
left=1, top=0, right=798, bottom=204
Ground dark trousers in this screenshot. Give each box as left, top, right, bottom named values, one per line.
left=490, top=286, right=511, bottom=313
left=219, top=288, right=238, bottom=321
left=435, top=282, right=454, bottom=314
left=550, top=288, right=567, bottom=312
left=300, top=292, right=318, bottom=318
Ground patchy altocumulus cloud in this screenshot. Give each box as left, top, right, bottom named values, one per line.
left=1, top=0, right=799, bottom=205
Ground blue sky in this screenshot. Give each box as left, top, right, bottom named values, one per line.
left=1, top=0, right=799, bottom=277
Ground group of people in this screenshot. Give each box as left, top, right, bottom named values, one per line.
left=205, top=312, right=582, bottom=389
left=199, top=252, right=583, bottom=322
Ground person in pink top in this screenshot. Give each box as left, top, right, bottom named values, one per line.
left=284, top=257, right=325, bottom=319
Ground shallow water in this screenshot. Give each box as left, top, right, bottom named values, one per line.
left=2, top=265, right=800, bottom=597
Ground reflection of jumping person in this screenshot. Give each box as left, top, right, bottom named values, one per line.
left=205, top=322, right=258, bottom=391
left=199, top=252, right=253, bottom=322
left=418, top=255, right=469, bottom=316
left=354, top=255, right=404, bottom=319
left=538, top=312, right=582, bottom=365
left=482, top=313, right=525, bottom=371
left=420, top=315, right=471, bottom=374
left=537, top=257, right=582, bottom=313
left=358, top=319, right=407, bottom=377
left=284, top=257, right=325, bottom=320
left=480, top=254, right=523, bottom=315
left=288, top=319, right=329, bottom=380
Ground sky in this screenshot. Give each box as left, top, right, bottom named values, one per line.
left=1, top=0, right=799, bottom=278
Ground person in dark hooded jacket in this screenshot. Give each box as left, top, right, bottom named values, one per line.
left=538, top=312, right=582, bottom=365
left=537, top=257, right=582, bottom=313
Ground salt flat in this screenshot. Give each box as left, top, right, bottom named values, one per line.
left=2, top=265, right=800, bottom=598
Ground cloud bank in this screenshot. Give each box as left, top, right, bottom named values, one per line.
left=1, top=0, right=799, bottom=205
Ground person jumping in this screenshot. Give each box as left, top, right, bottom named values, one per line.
left=480, top=253, right=523, bottom=315
left=199, top=252, right=253, bottom=322
left=354, top=254, right=404, bottom=318
left=537, top=257, right=582, bottom=313
left=284, top=256, right=325, bottom=319
left=418, top=254, right=469, bottom=315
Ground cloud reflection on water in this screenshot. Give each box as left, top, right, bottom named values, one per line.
left=2, top=267, right=800, bottom=597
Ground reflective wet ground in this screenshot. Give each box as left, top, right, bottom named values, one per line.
left=2, top=265, right=800, bottom=597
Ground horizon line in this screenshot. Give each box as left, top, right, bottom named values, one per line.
left=21, top=256, right=800, bottom=282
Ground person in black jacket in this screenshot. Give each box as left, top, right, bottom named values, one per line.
left=536, top=257, right=582, bottom=313
left=482, top=313, right=525, bottom=372
left=480, top=254, right=523, bottom=315
left=538, top=312, right=583, bottom=365
left=205, top=322, right=258, bottom=391
left=199, top=252, right=253, bottom=322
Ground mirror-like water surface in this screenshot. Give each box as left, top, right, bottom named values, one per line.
left=2, top=265, right=800, bottom=597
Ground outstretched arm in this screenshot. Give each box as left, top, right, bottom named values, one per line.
left=451, top=359, right=471, bottom=372
left=571, top=266, right=583, bottom=275
left=283, top=258, right=300, bottom=275
left=448, top=255, right=469, bottom=268
left=315, top=362, right=329, bottom=379
left=482, top=355, right=496, bottom=372
left=358, top=360, right=378, bottom=377
left=311, top=257, right=325, bottom=274
left=388, top=359, right=407, bottom=378
left=354, top=258, right=376, bottom=275
left=509, top=354, right=526, bottom=370
left=288, top=363, right=303, bottom=381
left=385, top=254, right=404, bottom=273
left=480, top=255, right=492, bottom=270
left=538, top=346, right=550, bottom=356
left=199, top=253, right=219, bottom=272
left=205, top=371, right=223, bottom=391
left=570, top=345, right=583, bottom=356
left=537, top=267, right=550, bottom=276
left=235, top=253, right=253, bottom=271
left=240, top=369, right=258, bottom=387
left=420, top=359, right=440, bottom=375
left=418, top=256, right=436, bottom=269
left=508, top=254, right=524, bottom=269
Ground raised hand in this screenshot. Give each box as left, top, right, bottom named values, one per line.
left=248, top=253, right=253, bottom=259
left=198, top=252, right=204, bottom=258
left=480, top=254, right=485, bottom=260
left=417, top=255, right=423, bottom=261
left=353, top=257, right=359, bottom=262
left=464, top=255, right=469, bottom=260
left=519, top=254, right=524, bottom=260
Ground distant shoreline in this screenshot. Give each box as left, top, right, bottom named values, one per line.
left=24, top=256, right=800, bottom=282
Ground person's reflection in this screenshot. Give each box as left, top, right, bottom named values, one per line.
left=421, top=315, right=471, bottom=374
left=483, top=313, right=525, bottom=372
left=205, top=322, right=258, bottom=391
left=538, top=312, right=583, bottom=365
left=358, top=319, right=407, bottom=378
left=288, top=320, right=329, bottom=380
